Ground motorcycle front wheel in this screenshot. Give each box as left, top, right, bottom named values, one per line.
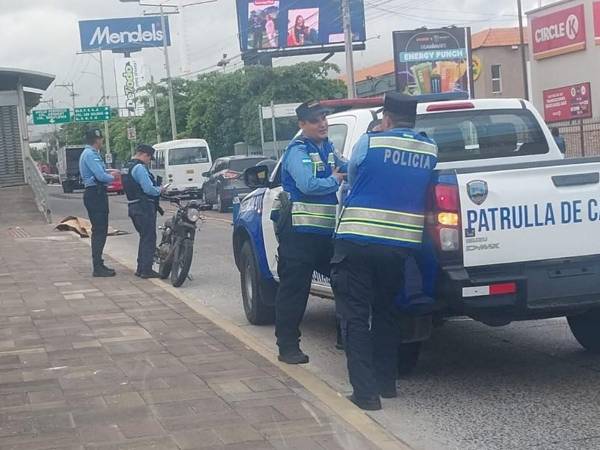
left=170, top=238, right=194, bottom=287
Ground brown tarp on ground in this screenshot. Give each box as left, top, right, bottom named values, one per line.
left=55, top=216, right=128, bottom=238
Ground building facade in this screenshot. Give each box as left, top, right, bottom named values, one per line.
left=527, top=0, right=597, bottom=123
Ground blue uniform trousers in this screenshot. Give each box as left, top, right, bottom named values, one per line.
left=83, top=186, right=109, bottom=269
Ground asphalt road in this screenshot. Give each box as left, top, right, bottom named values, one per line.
left=48, top=185, right=600, bottom=450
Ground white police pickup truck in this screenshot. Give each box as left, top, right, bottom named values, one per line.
left=233, top=98, right=600, bottom=370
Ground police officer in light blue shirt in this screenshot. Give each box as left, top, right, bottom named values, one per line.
left=122, top=144, right=163, bottom=278
left=273, top=101, right=346, bottom=365
left=79, top=128, right=116, bottom=277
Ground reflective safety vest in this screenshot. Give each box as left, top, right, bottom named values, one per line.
left=281, top=137, right=338, bottom=235
left=336, top=129, right=438, bottom=248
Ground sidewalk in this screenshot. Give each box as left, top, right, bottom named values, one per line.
left=0, top=211, right=393, bottom=449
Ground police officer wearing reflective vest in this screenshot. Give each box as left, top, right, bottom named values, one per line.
left=274, top=101, right=345, bottom=365
left=122, top=144, right=163, bottom=279
left=79, top=128, right=116, bottom=278
left=331, top=93, right=438, bottom=410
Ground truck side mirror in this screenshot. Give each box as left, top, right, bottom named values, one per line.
left=244, top=165, right=270, bottom=189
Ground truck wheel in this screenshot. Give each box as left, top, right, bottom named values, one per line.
left=397, top=342, right=421, bottom=377
left=240, top=241, right=276, bottom=325
left=568, top=309, right=600, bottom=353
left=62, top=181, right=73, bottom=194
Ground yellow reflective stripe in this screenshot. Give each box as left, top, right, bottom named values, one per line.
left=292, top=202, right=337, bottom=216
left=370, top=136, right=438, bottom=157
left=341, top=207, right=424, bottom=228
left=337, top=221, right=423, bottom=243
left=292, top=215, right=336, bottom=228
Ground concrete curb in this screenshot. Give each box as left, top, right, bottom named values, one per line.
left=95, top=240, right=412, bottom=450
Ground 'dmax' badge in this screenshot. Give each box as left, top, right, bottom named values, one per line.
left=467, top=180, right=488, bottom=205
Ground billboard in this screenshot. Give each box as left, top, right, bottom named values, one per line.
left=114, top=58, right=146, bottom=117
left=543, top=82, right=592, bottom=123
left=594, top=1, right=600, bottom=45
left=79, top=16, right=171, bottom=52
left=530, top=4, right=586, bottom=60
left=393, top=28, right=473, bottom=99
left=236, top=0, right=366, bottom=56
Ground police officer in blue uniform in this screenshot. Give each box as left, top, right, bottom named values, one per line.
left=79, top=128, right=116, bottom=277
left=122, top=144, right=163, bottom=279
left=331, top=93, right=438, bottom=410
left=275, top=101, right=345, bottom=365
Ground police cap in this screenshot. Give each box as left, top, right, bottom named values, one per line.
left=136, top=144, right=156, bottom=160
left=382, top=93, right=417, bottom=123
left=296, top=101, right=328, bottom=122
left=85, top=128, right=103, bottom=142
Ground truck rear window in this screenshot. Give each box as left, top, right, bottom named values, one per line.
left=415, top=109, right=549, bottom=162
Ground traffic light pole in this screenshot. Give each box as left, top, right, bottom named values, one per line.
left=342, top=0, right=356, bottom=99
left=98, top=50, right=111, bottom=155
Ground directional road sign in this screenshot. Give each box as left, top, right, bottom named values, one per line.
left=32, top=109, right=71, bottom=125
left=75, top=106, right=112, bottom=123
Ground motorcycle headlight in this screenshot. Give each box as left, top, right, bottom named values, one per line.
left=186, top=207, right=200, bottom=222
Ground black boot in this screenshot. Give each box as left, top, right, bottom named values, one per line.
left=278, top=348, right=309, bottom=365
left=140, top=270, right=160, bottom=279
left=100, top=264, right=116, bottom=275
left=347, top=394, right=382, bottom=411
left=93, top=266, right=116, bottom=277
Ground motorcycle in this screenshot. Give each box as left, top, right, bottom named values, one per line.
left=157, top=197, right=202, bottom=287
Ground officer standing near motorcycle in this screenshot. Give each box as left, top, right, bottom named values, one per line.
left=274, top=101, right=345, bottom=365
left=331, top=93, right=438, bottom=410
left=79, top=128, right=116, bottom=277
left=122, top=144, right=163, bottom=279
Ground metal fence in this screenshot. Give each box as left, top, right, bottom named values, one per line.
left=23, top=156, right=51, bottom=223
left=555, top=119, right=600, bottom=158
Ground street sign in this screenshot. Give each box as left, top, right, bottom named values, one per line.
left=127, top=126, right=137, bottom=141
left=261, top=103, right=301, bottom=119
left=105, top=153, right=113, bottom=164
left=32, top=109, right=71, bottom=125
left=75, top=106, right=112, bottom=122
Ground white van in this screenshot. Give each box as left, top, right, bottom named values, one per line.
left=152, top=139, right=212, bottom=197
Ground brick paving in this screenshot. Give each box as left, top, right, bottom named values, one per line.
left=0, top=216, right=379, bottom=449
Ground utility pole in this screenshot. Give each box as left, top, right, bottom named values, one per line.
left=151, top=75, right=162, bottom=144
left=56, top=82, right=78, bottom=112
left=341, top=0, right=356, bottom=99
left=517, top=0, right=529, bottom=100
left=98, top=50, right=111, bottom=155
left=160, top=4, right=178, bottom=140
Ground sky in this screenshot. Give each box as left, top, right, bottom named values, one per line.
left=0, top=0, right=538, bottom=116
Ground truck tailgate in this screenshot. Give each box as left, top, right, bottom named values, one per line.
left=457, top=159, right=600, bottom=268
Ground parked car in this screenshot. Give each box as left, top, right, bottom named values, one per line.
left=202, top=156, right=267, bottom=212
left=106, top=169, right=123, bottom=194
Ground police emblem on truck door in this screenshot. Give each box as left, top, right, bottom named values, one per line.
left=467, top=180, right=488, bottom=205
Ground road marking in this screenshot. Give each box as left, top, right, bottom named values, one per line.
left=105, top=249, right=410, bottom=450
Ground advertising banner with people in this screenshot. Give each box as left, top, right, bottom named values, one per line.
left=543, top=82, right=592, bottom=123
left=393, top=27, right=473, bottom=99
left=530, top=4, right=586, bottom=60
left=236, top=0, right=366, bottom=55
left=114, top=57, right=146, bottom=117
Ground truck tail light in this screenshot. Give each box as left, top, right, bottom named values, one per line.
left=429, top=183, right=461, bottom=253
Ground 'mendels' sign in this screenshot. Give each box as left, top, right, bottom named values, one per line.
left=531, top=4, right=586, bottom=59
left=543, top=82, right=592, bottom=122
left=79, top=16, right=171, bottom=52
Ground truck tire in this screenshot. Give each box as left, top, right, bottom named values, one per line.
left=62, top=181, right=73, bottom=194
left=568, top=309, right=600, bottom=353
left=397, top=342, right=421, bottom=377
left=240, top=241, right=276, bottom=325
